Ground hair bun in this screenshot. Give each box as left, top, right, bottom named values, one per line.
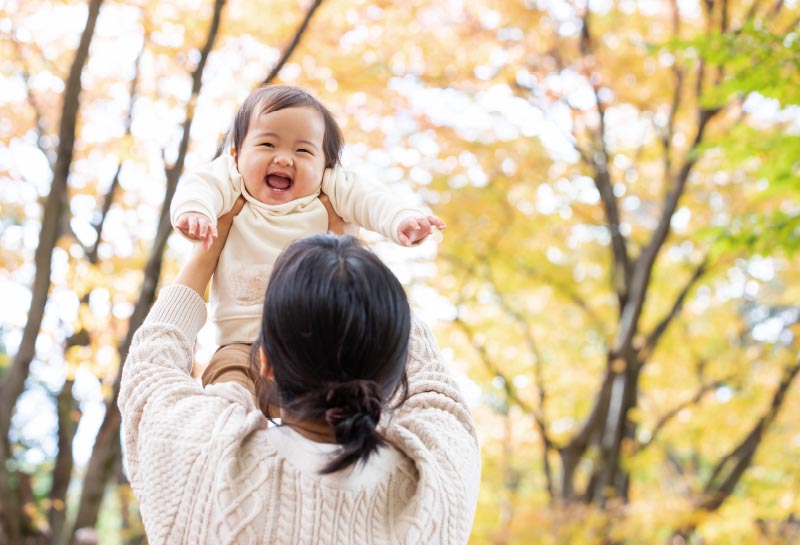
left=320, top=380, right=386, bottom=473
left=324, top=380, right=383, bottom=428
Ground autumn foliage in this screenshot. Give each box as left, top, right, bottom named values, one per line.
left=0, top=0, right=798, bottom=544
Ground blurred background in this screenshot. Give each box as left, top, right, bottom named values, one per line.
left=1, top=0, right=799, bottom=543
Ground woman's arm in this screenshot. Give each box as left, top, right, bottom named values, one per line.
left=319, top=192, right=359, bottom=236
left=174, top=196, right=245, bottom=296
left=386, top=315, right=481, bottom=532
left=118, top=196, right=260, bottom=540
left=120, top=196, right=246, bottom=479
left=392, top=316, right=478, bottom=440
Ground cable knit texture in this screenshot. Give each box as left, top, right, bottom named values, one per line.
left=119, top=284, right=481, bottom=545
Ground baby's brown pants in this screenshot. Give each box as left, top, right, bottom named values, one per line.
left=201, top=343, right=279, bottom=417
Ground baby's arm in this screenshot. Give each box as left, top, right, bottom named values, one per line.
left=170, top=154, right=241, bottom=249
left=322, top=168, right=445, bottom=246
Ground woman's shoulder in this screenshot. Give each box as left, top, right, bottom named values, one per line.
left=386, top=312, right=481, bottom=477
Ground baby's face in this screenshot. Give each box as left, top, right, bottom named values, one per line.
left=236, top=106, right=326, bottom=206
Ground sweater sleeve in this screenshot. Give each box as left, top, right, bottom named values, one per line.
left=170, top=154, right=241, bottom=235
left=321, top=167, right=423, bottom=245
left=118, top=284, right=266, bottom=543
left=387, top=315, right=481, bottom=535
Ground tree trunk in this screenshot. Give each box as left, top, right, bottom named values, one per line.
left=66, top=1, right=228, bottom=541
left=49, top=380, right=80, bottom=545
left=0, top=0, right=104, bottom=542
left=592, top=357, right=641, bottom=503
left=67, top=0, right=329, bottom=537
left=556, top=97, right=720, bottom=509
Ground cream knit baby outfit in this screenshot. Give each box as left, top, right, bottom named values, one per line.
left=118, top=284, right=481, bottom=545
left=170, top=156, right=423, bottom=345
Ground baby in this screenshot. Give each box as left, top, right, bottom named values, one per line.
left=170, top=85, right=444, bottom=401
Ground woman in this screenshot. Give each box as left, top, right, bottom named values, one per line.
left=118, top=200, right=481, bottom=545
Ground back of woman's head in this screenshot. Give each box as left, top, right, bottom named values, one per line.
left=259, top=234, right=411, bottom=474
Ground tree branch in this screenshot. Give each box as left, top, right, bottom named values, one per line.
left=740, top=0, right=764, bottom=27
left=510, top=79, right=594, bottom=167
left=441, top=250, right=607, bottom=401
left=633, top=377, right=730, bottom=454
left=10, top=33, right=54, bottom=167
left=672, top=359, right=800, bottom=541
left=65, top=221, right=94, bottom=258
left=559, top=368, right=614, bottom=499
left=87, top=32, right=146, bottom=264
left=261, top=0, right=323, bottom=86
left=444, top=240, right=600, bottom=501
left=767, top=0, right=784, bottom=18
left=589, top=92, right=632, bottom=310
left=483, top=266, right=557, bottom=502
left=721, top=0, right=730, bottom=33
left=484, top=265, right=550, bottom=415
left=659, top=0, right=684, bottom=184
left=782, top=13, right=799, bottom=33
left=453, top=315, right=557, bottom=501
left=613, top=104, right=720, bottom=357
left=597, top=95, right=718, bottom=491
left=640, top=255, right=709, bottom=360
left=699, top=359, right=800, bottom=512
left=579, top=5, right=592, bottom=56
left=579, top=9, right=632, bottom=311
left=515, top=261, right=609, bottom=338
left=86, top=164, right=121, bottom=264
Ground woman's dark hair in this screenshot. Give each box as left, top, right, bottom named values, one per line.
left=221, top=85, right=344, bottom=169
left=257, top=234, right=411, bottom=474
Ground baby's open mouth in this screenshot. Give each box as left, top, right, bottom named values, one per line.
left=266, top=174, right=292, bottom=191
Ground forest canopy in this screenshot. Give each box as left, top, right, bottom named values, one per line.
left=0, top=0, right=799, bottom=543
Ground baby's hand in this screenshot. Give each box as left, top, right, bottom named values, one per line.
left=397, top=215, right=446, bottom=246
left=176, top=212, right=218, bottom=251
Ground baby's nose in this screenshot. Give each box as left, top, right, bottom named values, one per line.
left=274, top=154, right=293, bottom=166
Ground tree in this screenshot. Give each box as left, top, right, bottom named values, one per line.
left=1, top=0, right=797, bottom=543
left=386, top=0, right=800, bottom=542
left=0, top=0, right=104, bottom=541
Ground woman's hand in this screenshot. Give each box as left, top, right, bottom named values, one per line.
left=319, top=192, right=358, bottom=236
left=175, top=197, right=245, bottom=297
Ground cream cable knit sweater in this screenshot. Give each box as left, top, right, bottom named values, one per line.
left=118, top=284, right=481, bottom=545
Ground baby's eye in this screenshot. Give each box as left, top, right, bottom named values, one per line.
left=261, top=142, right=275, bottom=148
left=297, top=148, right=311, bottom=154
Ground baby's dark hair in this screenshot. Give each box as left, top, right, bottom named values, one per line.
left=223, top=85, right=344, bottom=169
left=258, top=234, right=410, bottom=474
